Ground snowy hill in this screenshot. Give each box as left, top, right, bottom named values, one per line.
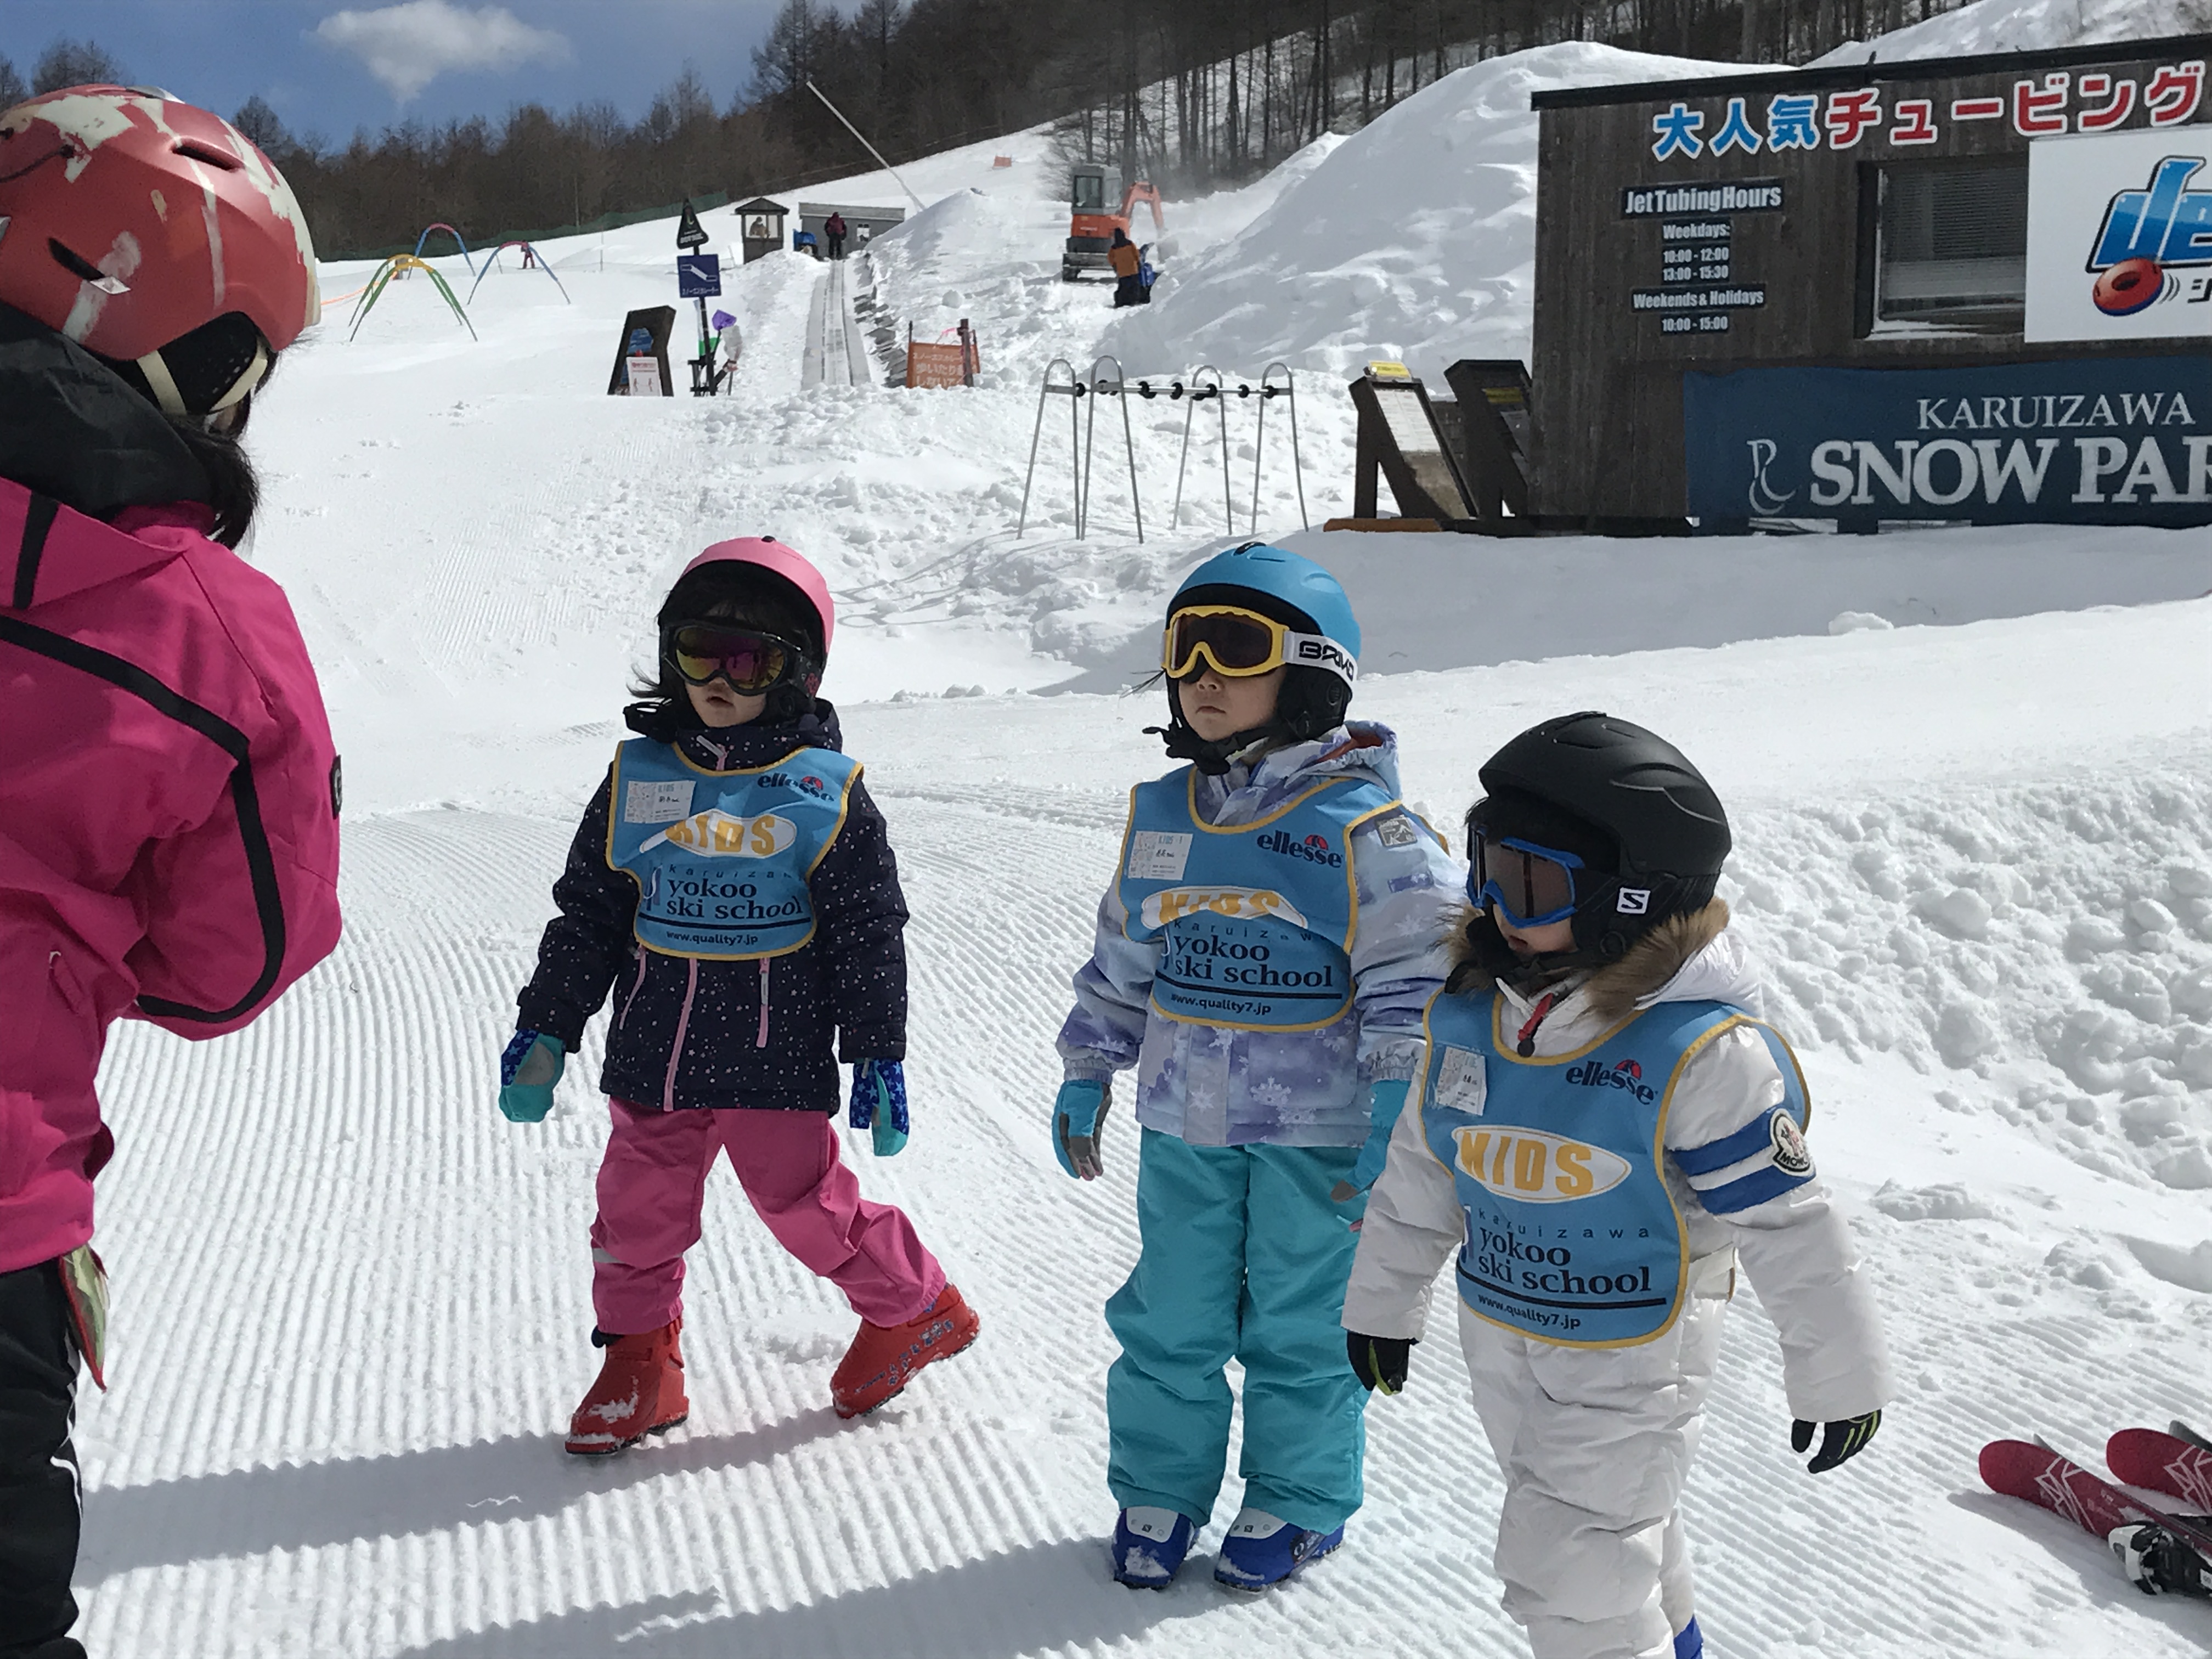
left=61, top=32, right=2212, bottom=1658
left=1814, top=0, right=2210, bottom=65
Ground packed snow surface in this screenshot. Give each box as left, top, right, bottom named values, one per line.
left=69, top=27, right=2212, bottom=1659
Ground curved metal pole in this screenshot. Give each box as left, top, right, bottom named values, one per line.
left=1253, top=362, right=1307, bottom=533
left=1278, top=363, right=1308, bottom=531
left=1173, top=366, right=1224, bottom=531
left=1080, top=368, right=1099, bottom=541
left=1019, top=358, right=1075, bottom=539
left=1090, top=355, right=1142, bottom=544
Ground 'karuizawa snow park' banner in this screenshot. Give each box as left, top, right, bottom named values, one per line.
left=1683, top=356, right=2212, bottom=526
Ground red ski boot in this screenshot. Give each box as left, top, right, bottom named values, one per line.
left=830, top=1285, right=980, bottom=1418
left=566, top=1318, right=689, bottom=1455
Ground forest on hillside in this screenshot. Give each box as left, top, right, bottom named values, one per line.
left=9, top=0, right=1977, bottom=259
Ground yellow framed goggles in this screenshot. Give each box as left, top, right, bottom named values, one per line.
left=1161, top=605, right=1357, bottom=685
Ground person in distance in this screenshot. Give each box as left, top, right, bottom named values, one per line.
left=1344, top=713, right=1892, bottom=1659
left=498, top=538, right=977, bottom=1451
left=1052, top=543, right=1459, bottom=1592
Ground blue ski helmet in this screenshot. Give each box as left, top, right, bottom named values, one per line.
left=1169, top=543, right=1360, bottom=665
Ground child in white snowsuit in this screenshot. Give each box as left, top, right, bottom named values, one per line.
left=1344, top=712, right=1892, bottom=1659
left=1053, top=544, right=1459, bottom=1590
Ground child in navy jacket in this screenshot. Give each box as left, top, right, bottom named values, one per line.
left=501, top=538, right=978, bottom=1451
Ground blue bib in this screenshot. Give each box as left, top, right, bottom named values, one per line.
left=1117, top=768, right=1414, bottom=1032
left=1418, top=991, right=1807, bottom=1348
left=604, top=740, right=859, bottom=959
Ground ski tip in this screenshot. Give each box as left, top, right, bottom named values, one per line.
left=1979, top=1438, right=2046, bottom=1489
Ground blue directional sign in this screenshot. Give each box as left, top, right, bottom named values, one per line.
left=677, top=253, right=722, bottom=298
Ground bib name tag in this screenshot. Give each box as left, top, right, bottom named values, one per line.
left=1127, top=830, right=1193, bottom=882
left=625, top=779, right=694, bottom=824
left=1435, top=1045, right=1487, bottom=1113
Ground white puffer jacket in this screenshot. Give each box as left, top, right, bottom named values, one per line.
left=1342, top=902, right=1893, bottom=1423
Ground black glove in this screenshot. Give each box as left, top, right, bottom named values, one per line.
left=2110, top=1521, right=2212, bottom=1598
left=1792, top=1410, right=1880, bottom=1473
left=1346, top=1332, right=1413, bottom=1396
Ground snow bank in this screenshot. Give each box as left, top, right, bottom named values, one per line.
left=1098, top=43, right=1770, bottom=382
left=1813, top=0, right=2209, bottom=67
left=1730, top=763, right=2212, bottom=1194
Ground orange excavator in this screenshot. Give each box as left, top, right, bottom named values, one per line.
left=1062, top=162, right=1166, bottom=282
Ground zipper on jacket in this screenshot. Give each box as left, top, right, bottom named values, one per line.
left=617, top=947, right=649, bottom=1029
left=663, top=958, right=699, bottom=1112
left=756, top=958, right=771, bottom=1048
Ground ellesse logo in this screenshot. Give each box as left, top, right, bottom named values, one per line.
left=1138, top=885, right=1309, bottom=930
left=643, top=809, right=797, bottom=857
left=1453, top=1126, right=1630, bottom=1204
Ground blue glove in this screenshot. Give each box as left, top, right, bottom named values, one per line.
left=498, top=1030, right=565, bottom=1122
left=1052, top=1078, right=1110, bottom=1180
left=849, top=1059, right=909, bottom=1156
left=1345, top=1079, right=1411, bottom=1193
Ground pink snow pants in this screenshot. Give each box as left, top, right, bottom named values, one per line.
left=590, top=1101, right=944, bottom=1336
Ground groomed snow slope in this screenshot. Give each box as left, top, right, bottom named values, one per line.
left=60, top=26, right=2212, bottom=1658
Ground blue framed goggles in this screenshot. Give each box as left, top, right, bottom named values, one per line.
left=1469, top=833, right=1585, bottom=929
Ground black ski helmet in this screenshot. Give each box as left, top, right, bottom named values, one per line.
left=1469, top=711, right=1730, bottom=961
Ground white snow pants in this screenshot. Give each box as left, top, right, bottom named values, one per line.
left=1462, top=1260, right=1731, bottom=1659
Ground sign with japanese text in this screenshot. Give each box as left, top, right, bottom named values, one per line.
left=1643, top=55, right=2204, bottom=166
left=2025, top=128, right=2212, bottom=341
left=1683, top=356, right=2211, bottom=526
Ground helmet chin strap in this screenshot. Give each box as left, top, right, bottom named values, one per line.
left=1147, top=713, right=1280, bottom=776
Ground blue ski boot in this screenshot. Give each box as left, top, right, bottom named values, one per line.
left=1674, top=1617, right=1705, bottom=1659
left=1212, top=1507, right=1344, bottom=1590
left=1111, top=1506, right=1195, bottom=1588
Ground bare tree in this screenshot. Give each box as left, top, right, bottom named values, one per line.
left=32, top=38, right=123, bottom=95
left=0, top=56, right=27, bottom=108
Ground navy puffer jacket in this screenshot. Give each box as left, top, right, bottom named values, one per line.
left=515, top=699, right=906, bottom=1111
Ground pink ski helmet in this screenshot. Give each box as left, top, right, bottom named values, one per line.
left=679, top=535, right=835, bottom=661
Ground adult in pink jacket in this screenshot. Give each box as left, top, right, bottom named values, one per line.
left=0, top=87, right=341, bottom=1658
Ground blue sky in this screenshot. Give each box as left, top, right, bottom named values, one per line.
left=3, top=1, right=791, bottom=143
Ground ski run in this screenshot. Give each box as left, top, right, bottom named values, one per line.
left=35, top=3, right=2212, bottom=1657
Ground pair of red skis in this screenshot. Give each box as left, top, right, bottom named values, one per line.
left=1981, top=1421, right=2212, bottom=1575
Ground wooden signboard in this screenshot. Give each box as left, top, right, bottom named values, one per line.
left=1441, top=358, right=1533, bottom=520
left=607, top=306, right=676, bottom=396
left=906, top=319, right=979, bottom=389
left=1348, top=362, right=1475, bottom=522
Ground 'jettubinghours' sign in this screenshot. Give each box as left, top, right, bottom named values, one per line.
left=1683, top=356, right=2211, bottom=525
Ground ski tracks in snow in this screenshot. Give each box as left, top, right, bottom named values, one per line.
left=69, top=754, right=2212, bottom=1657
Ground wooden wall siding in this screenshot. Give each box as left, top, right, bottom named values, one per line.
left=1527, top=36, right=2212, bottom=518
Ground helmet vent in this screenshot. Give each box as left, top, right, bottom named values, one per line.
left=172, top=138, right=242, bottom=172
left=48, top=238, right=130, bottom=295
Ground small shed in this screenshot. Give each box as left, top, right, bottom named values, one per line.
left=797, top=202, right=906, bottom=256
left=734, top=198, right=788, bottom=264
left=1526, top=32, right=2211, bottom=529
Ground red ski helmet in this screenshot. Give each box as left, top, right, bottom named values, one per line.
left=0, top=86, right=319, bottom=414
left=680, top=537, right=836, bottom=660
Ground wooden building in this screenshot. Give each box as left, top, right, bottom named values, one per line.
left=1527, top=35, right=2211, bottom=528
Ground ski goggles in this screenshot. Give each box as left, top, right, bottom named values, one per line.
left=1161, top=605, right=1357, bottom=686
left=1469, top=832, right=1586, bottom=929
left=664, top=622, right=803, bottom=693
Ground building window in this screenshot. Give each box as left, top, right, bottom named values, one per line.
left=1860, top=159, right=2028, bottom=334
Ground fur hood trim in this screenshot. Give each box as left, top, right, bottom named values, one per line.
left=1446, top=899, right=1733, bottom=1023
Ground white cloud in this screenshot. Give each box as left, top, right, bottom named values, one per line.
left=314, top=2, right=572, bottom=103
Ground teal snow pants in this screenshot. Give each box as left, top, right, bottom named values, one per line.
left=1105, top=1127, right=1367, bottom=1534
